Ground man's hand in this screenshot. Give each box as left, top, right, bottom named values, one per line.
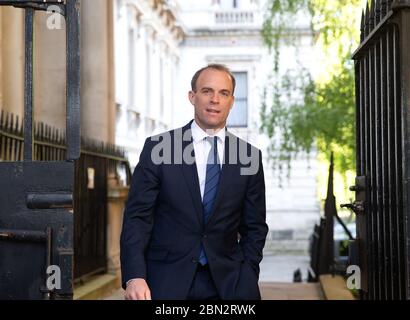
left=124, top=278, right=152, bottom=300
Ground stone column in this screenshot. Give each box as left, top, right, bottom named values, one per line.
left=107, top=176, right=129, bottom=281
left=0, top=7, right=2, bottom=108
left=107, top=0, right=116, bottom=145
left=80, top=0, right=113, bottom=143
left=163, top=44, right=172, bottom=127
left=145, top=24, right=155, bottom=119
left=151, top=35, right=160, bottom=122
left=135, top=19, right=146, bottom=115
left=33, top=10, right=66, bottom=129
left=158, top=40, right=165, bottom=127
left=144, top=23, right=155, bottom=135
left=1, top=7, right=24, bottom=116
left=170, top=54, right=178, bottom=127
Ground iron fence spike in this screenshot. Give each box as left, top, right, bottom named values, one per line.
left=375, top=0, right=381, bottom=23
left=381, top=0, right=388, bottom=16
left=5, top=111, right=9, bottom=130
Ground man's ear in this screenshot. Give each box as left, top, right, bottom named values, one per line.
left=230, top=95, right=235, bottom=109
left=188, top=91, right=195, bottom=105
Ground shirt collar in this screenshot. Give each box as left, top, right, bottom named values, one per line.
left=191, top=119, right=226, bottom=144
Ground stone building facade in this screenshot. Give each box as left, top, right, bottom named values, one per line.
left=173, top=0, right=320, bottom=253
left=0, top=1, right=321, bottom=292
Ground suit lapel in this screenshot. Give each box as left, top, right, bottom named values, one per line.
left=180, top=122, right=203, bottom=226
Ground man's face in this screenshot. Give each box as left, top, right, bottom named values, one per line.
left=188, top=68, right=234, bottom=131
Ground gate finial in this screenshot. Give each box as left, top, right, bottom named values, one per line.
left=15, top=115, right=20, bottom=135
left=360, top=10, right=365, bottom=41
left=365, top=2, right=370, bottom=37
left=5, top=111, right=10, bottom=130
left=369, top=0, right=375, bottom=31
left=375, top=0, right=381, bottom=24
left=380, top=0, right=388, bottom=17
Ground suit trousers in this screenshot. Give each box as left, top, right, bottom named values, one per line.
left=186, top=264, right=220, bottom=300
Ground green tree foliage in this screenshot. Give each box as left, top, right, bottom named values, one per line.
left=260, top=0, right=364, bottom=178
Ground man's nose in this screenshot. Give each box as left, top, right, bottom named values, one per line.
left=210, top=93, right=220, bottom=103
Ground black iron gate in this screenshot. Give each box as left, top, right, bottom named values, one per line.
left=0, top=0, right=80, bottom=299
left=0, top=111, right=132, bottom=284
left=350, top=0, right=410, bottom=299
left=73, top=140, right=131, bottom=281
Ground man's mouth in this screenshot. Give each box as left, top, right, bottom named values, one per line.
left=206, top=109, right=220, bottom=114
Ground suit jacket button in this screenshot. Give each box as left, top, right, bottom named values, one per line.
left=191, top=258, right=197, bottom=263
left=202, top=234, right=207, bottom=239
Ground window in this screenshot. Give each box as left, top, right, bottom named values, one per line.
left=227, top=72, right=248, bottom=127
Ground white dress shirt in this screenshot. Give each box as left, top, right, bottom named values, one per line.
left=191, top=120, right=225, bottom=201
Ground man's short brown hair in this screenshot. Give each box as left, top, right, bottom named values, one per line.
left=191, top=64, right=236, bottom=95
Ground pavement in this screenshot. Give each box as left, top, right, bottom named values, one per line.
left=102, top=254, right=319, bottom=300
left=259, top=254, right=310, bottom=282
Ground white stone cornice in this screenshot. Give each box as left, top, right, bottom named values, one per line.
left=205, top=54, right=262, bottom=63
left=187, top=28, right=262, bottom=36
left=183, top=35, right=264, bottom=47
left=121, top=0, right=186, bottom=43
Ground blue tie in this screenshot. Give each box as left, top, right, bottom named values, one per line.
left=198, top=136, right=221, bottom=265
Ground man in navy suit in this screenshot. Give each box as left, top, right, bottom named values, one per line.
left=120, top=64, right=268, bottom=300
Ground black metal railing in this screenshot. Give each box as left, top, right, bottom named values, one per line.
left=0, top=109, right=131, bottom=280
left=351, top=0, right=410, bottom=299
left=308, top=153, right=354, bottom=282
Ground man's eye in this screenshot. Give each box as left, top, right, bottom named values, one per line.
left=221, top=92, right=229, bottom=97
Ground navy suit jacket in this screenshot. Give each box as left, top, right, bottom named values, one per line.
left=120, top=120, right=268, bottom=300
